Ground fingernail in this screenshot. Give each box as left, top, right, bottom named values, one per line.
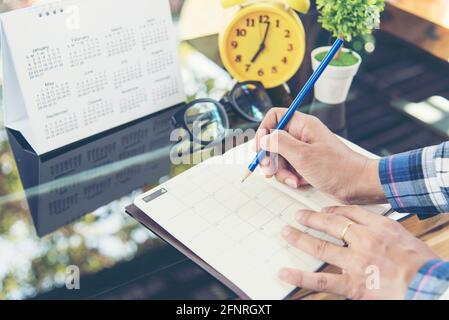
left=296, top=211, right=304, bottom=221
left=282, top=226, right=291, bottom=237
left=278, top=268, right=290, bottom=280
left=261, top=157, right=270, bottom=167
left=285, top=178, right=298, bottom=189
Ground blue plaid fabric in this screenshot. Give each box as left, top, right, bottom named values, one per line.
left=379, top=143, right=449, bottom=217
left=406, top=260, right=449, bottom=300
left=379, top=142, right=449, bottom=299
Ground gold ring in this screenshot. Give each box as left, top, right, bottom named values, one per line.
left=340, top=222, right=354, bottom=243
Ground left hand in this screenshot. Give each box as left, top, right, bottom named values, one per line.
left=279, top=206, right=439, bottom=299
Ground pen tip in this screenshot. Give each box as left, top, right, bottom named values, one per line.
left=241, top=170, right=251, bottom=183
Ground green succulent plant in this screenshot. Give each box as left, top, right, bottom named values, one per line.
left=316, top=0, right=385, bottom=42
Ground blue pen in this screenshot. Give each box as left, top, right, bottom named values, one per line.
left=241, top=38, right=344, bottom=183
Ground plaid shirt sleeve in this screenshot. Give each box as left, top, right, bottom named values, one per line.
left=379, top=142, right=449, bottom=299
left=379, top=142, right=449, bottom=216
left=406, top=260, right=449, bottom=300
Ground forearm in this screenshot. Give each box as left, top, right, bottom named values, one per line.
left=348, top=141, right=449, bottom=217
left=379, top=142, right=449, bottom=217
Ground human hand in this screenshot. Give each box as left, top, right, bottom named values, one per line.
left=278, top=206, right=439, bottom=299
left=255, top=108, right=385, bottom=204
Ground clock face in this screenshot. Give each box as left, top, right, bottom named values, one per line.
left=220, top=6, right=305, bottom=88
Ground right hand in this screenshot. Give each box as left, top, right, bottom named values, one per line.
left=255, top=108, right=386, bottom=204
left=278, top=205, right=439, bottom=299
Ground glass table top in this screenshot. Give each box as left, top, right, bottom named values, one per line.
left=0, top=42, right=240, bottom=300
left=1, top=24, right=449, bottom=299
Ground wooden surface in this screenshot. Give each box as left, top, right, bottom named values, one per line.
left=388, top=0, right=449, bottom=29
left=291, top=214, right=449, bottom=300
left=179, top=0, right=230, bottom=41
left=383, top=0, right=449, bottom=61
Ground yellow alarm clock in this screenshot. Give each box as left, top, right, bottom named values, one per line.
left=219, top=0, right=309, bottom=89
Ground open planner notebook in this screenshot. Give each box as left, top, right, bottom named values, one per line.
left=129, top=138, right=392, bottom=300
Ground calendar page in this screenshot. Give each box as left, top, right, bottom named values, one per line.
left=134, top=140, right=390, bottom=300
left=1, top=0, right=185, bottom=154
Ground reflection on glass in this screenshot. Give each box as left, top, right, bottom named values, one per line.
left=232, top=82, right=272, bottom=123
left=184, top=101, right=228, bottom=143
left=0, top=40, right=235, bottom=300
left=7, top=109, right=176, bottom=236
left=0, top=107, right=180, bottom=299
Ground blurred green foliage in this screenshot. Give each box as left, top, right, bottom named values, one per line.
left=316, top=0, right=385, bottom=42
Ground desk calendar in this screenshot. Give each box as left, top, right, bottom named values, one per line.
left=1, top=0, right=185, bottom=155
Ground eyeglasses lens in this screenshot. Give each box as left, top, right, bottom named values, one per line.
left=184, top=102, right=227, bottom=143
left=233, top=83, right=272, bottom=122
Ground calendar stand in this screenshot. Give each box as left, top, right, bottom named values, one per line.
left=1, top=0, right=185, bottom=155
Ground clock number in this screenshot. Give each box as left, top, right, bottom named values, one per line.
left=282, top=56, right=288, bottom=64
left=259, top=15, right=269, bottom=24
left=235, top=55, right=242, bottom=63
left=231, top=41, right=238, bottom=49
left=236, top=28, right=247, bottom=37
left=271, top=66, right=278, bottom=74
left=287, top=43, right=294, bottom=51
left=246, top=18, right=255, bottom=27
left=245, top=64, right=251, bottom=72
left=284, top=29, right=291, bottom=38
left=257, top=69, right=264, bottom=77
left=276, top=19, right=280, bottom=28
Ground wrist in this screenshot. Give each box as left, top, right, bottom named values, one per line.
left=347, top=158, right=386, bottom=204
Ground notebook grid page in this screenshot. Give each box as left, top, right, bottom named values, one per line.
left=135, top=154, right=342, bottom=299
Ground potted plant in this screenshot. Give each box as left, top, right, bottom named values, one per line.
left=312, top=0, right=385, bottom=105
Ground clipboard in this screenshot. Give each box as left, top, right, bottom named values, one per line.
left=125, top=139, right=399, bottom=300
left=125, top=203, right=251, bottom=300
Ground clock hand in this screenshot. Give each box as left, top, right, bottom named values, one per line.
left=251, top=22, right=270, bottom=63
left=250, top=45, right=265, bottom=63
left=261, top=21, right=270, bottom=44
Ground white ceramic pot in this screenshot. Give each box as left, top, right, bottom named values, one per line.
left=311, top=46, right=362, bottom=104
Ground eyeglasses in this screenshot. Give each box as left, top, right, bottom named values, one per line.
left=171, top=81, right=273, bottom=145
